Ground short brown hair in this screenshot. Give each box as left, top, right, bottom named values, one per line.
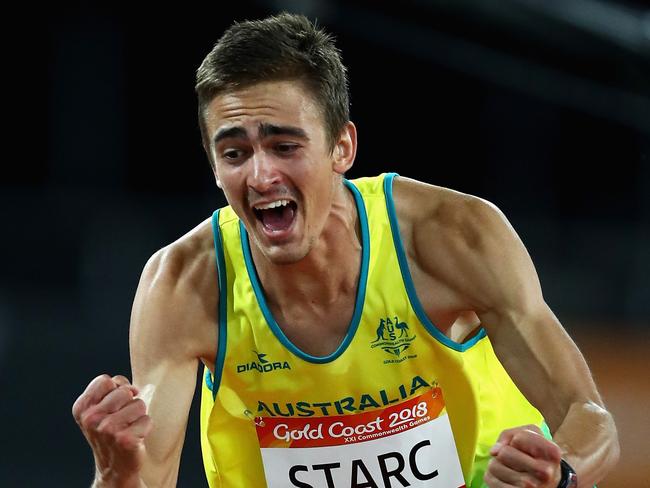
left=195, top=13, right=350, bottom=166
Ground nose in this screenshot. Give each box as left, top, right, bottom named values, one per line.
left=247, top=150, right=282, bottom=193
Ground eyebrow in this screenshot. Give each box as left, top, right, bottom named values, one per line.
left=213, top=123, right=309, bottom=146
left=258, top=123, right=309, bottom=140
left=213, top=126, right=248, bottom=146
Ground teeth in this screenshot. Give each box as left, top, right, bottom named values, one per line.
left=255, top=199, right=290, bottom=210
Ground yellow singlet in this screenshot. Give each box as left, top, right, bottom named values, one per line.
left=200, top=173, right=549, bottom=488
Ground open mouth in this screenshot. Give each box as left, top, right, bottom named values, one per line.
left=252, top=199, right=298, bottom=233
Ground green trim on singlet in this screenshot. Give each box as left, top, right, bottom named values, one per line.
left=239, top=178, right=370, bottom=363
left=206, top=209, right=229, bottom=400
left=541, top=420, right=552, bottom=440
left=383, top=172, right=487, bottom=352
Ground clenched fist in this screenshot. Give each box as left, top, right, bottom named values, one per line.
left=485, top=424, right=563, bottom=488
left=72, top=374, right=153, bottom=487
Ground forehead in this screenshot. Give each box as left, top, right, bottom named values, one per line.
left=204, top=80, right=324, bottom=141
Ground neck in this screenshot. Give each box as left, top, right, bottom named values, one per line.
left=250, top=182, right=362, bottom=314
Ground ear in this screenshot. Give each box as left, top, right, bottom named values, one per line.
left=332, top=121, right=357, bottom=175
left=205, top=142, right=224, bottom=190
left=210, top=160, right=223, bottom=190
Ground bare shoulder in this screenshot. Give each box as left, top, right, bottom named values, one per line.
left=392, top=175, right=507, bottom=250
left=392, top=176, right=535, bottom=313
left=131, top=217, right=218, bottom=363
left=141, top=217, right=217, bottom=298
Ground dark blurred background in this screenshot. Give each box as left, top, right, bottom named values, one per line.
left=1, top=0, right=648, bottom=486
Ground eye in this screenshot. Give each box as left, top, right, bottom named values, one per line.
left=275, top=143, right=299, bottom=155
left=222, top=148, right=245, bottom=161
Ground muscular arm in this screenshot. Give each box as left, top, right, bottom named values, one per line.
left=400, top=177, right=619, bottom=486
left=72, top=219, right=218, bottom=488
left=461, top=202, right=618, bottom=486
left=71, top=220, right=218, bottom=488
left=128, top=253, right=193, bottom=485
left=130, top=237, right=218, bottom=487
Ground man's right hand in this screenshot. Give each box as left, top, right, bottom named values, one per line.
left=72, top=374, right=153, bottom=487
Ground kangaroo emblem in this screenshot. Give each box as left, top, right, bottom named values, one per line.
left=370, top=316, right=416, bottom=358
left=372, top=318, right=387, bottom=342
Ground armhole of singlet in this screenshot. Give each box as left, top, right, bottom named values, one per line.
left=383, top=173, right=487, bottom=352
left=205, top=209, right=228, bottom=400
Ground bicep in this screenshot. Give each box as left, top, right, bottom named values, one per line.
left=129, top=254, right=201, bottom=486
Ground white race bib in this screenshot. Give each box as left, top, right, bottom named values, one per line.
left=256, top=388, right=466, bottom=488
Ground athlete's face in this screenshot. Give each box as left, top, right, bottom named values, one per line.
left=204, top=80, right=356, bottom=264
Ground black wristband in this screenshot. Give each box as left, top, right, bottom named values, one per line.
left=557, top=458, right=578, bottom=488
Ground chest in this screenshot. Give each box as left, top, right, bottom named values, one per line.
left=264, top=275, right=479, bottom=360
left=269, top=291, right=358, bottom=357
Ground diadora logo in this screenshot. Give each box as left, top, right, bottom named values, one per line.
left=254, top=351, right=269, bottom=364
left=371, top=316, right=417, bottom=361
left=237, top=350, right=291, bottom=374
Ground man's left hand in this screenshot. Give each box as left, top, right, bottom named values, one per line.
left=484, top=424, right=563, bottom=487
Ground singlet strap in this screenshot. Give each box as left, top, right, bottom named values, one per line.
left=383, top=172, right=487, bottom=352
left=206, top=209, right=229, bottom=400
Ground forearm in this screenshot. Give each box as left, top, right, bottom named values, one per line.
left=552, top=401, right=619, bottom=488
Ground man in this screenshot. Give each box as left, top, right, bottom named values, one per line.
left=72, top=13, right=619, bottom=488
